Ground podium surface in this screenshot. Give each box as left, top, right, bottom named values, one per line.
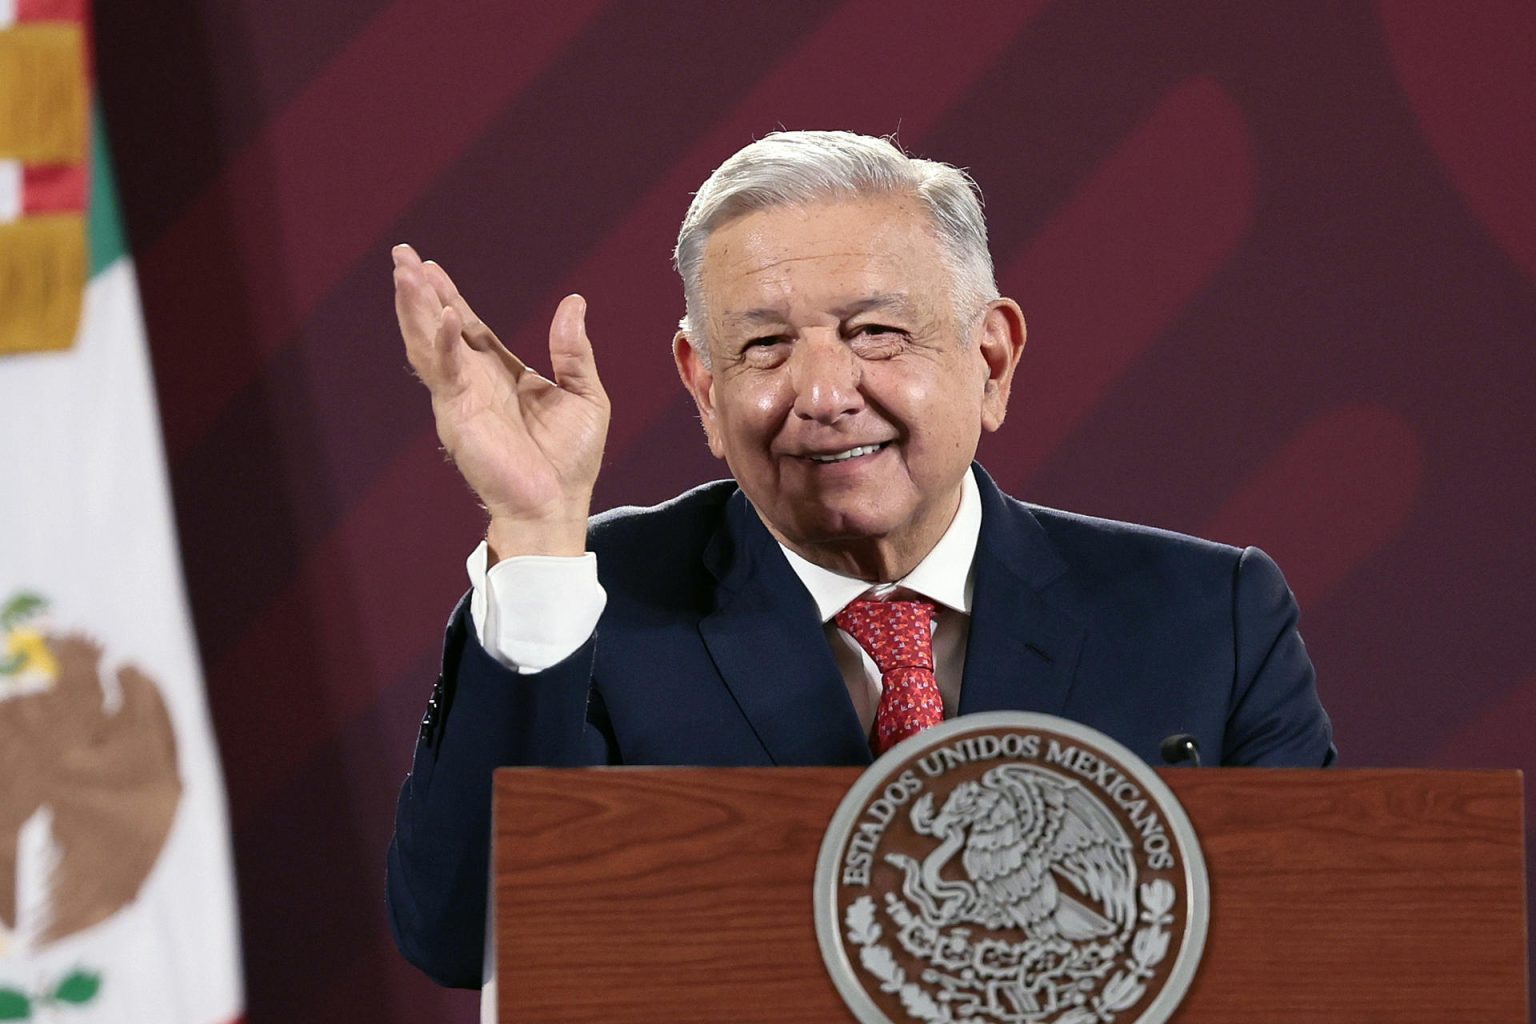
left=493, top=767, right=1528, bottom=1022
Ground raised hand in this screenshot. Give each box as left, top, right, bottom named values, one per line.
left=393, top=244, right=610, bottom=560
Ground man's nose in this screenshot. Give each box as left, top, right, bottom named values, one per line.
left=789, top=336, right=863, bottom=423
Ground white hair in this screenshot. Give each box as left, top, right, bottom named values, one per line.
left=673, top=130, right=999, bottom=360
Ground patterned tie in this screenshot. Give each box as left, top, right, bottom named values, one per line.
left=835, top=596, right=943, bottom=754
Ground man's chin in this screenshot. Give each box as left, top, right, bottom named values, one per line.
left=761, top=507, right=916, bottom=559
left=752, top=479, right=963, bottom=578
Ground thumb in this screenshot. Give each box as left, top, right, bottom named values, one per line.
left=548, top=294, right=605, bottom=399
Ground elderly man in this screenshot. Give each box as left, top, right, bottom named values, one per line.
left=386, top=131, right=1333, bottom=988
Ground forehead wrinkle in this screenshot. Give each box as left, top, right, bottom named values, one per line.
left=720, top=306, right=792, bottom=331
left=721, top=293, right=916, bottom=328
left=740, top=248, right=881, bottom=274
left=834, top=293, right=920, bottom=319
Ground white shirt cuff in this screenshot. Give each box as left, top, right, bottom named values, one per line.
left=466, top=541, right=607, bottom=674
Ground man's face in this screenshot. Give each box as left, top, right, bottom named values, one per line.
left=674, top=194, right=1025, bottom=580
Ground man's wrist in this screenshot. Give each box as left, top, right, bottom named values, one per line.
left=485, top=512, right=589, bottom=564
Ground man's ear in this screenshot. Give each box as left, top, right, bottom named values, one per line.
left=673, top=331, right=725, bottom=458
left=976, top=298, right=1026, bottom=433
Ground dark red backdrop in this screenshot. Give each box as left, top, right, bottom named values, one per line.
left=92, top=2, right=1533, bottom=1019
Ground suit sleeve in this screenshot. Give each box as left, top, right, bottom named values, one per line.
left=1221, top=547, right=1337, bottom=766
left=385, top=593, right=616, bottom=988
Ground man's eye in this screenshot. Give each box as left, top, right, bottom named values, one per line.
left=848, top=324, right=906, bottom=357
left=741, top=335, right=788, bottom=355
left=739, top=336, right=790, bottom=365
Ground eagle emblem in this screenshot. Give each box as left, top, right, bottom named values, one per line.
left=894, top=764, right=1135, bottom=945
left=817, top=714, right=1207, bottom=1024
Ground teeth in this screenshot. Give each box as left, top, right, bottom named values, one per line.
left=810, top=444, right=884, bottom=463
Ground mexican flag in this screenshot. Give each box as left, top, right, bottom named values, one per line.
left=0, top=2, right=244, bottom=1021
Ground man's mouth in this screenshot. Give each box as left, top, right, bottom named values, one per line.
left=807, top=443, right=888, bottom=464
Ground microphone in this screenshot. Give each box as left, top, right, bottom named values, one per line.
left=1159, top=733, right=1202, bottom=768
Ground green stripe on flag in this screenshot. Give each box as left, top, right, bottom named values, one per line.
left=88, top=105, right=127, bottom=276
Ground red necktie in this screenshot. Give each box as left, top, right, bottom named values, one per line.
left=835, top=597, right=942, bottom=754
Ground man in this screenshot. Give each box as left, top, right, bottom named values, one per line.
left=386, top=131, right=1334, bottom=989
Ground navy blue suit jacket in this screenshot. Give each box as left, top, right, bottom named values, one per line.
left=386, top=466, right=1333, bottom=987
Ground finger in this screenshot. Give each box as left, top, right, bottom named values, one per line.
left=419, top=259, right=532, bottom=375
left=394, top=248, right=449, bottom=374
left=547, top=294, right=605, bottom=399
left=456, top=314, right=530, bottom=379
left=391, top=242, right=422, bottom=269
left=457, top=310, right=510, bottom=357
left=400, top=249, right=541, bottom=391
left=434, top=305, right=465, bottom=381
left=421, top=259, right=485, bottom=332
left=438, top=304, right=536, bottom=392
left=393, top=246, right=431, bottom=326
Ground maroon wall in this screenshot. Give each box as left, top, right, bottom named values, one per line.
left=92, top=2, right=1534, bottom=1019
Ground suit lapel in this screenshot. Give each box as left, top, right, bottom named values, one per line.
left=959, top=468, right=1088, bottom=718
left=698, top=491, right=872, bottom=766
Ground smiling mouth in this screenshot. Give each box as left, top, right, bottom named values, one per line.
left=807, top=443, right=888, bottom=464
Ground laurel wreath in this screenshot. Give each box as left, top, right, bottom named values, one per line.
left=843, top=879, right=1176, bottom=1024
left=0, top=968, right=102, bottom=1021
left=844, top=896, right=950, bottom=1023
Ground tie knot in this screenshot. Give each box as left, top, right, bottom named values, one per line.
left=834, top=597, right=937, bottom=673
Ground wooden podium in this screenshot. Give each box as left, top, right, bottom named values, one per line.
left=493, top=768, right=1529, bottom=1022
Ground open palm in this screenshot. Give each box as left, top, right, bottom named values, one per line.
left=393, top=245, right=609, bottom=557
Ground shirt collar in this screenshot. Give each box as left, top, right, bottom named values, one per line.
left=776, top=469, right=981, bottom=623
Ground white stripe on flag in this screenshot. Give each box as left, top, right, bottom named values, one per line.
left=0, top=160, right=21, bottom=222
left=0, top=0, right=16, bottom=29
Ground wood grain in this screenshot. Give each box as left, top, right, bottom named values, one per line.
left=493, top=768, right=1529, bottom=1023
